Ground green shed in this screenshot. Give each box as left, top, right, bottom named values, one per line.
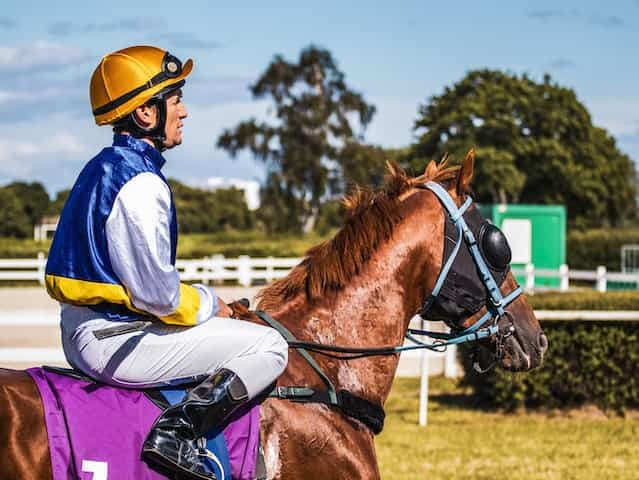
left=477, top=204, right=566, bottom=287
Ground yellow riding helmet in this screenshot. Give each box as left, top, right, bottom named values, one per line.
left=90, top=45, right=193, bottom=125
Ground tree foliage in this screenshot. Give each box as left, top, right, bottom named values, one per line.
left=168, top=179, right=254, bottom=233
left=408, top=70, right=638, bottom=228
left=0, top=178, right=253, bottom=237
left=46, top=189, right=70, bottom=216
left=217, top=45, right=377, bottom=232
left=337, top=142, right=390, bottom=192
left=3, top=182, right=50, bottom=227
left=0, top=189, right=31, bottom=238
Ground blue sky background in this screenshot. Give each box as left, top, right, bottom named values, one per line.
left=1, top=0, right=638, bottom=195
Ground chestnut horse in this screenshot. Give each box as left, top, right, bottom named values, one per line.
left=0, top=153, right=547, bottom=479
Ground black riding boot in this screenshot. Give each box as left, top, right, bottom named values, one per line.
left=141, top=369, right=250, bottom=480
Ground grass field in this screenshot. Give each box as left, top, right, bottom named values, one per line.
left=377, top=377, right=638, bottom=480
left=176, top=231, right=332, bottom=258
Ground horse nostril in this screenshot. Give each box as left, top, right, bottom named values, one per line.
left=538, top=332, right=549, bottom=353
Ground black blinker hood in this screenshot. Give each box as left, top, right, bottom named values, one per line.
left=427, top=206, right=511, bottom=327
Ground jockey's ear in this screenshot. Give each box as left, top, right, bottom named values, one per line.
left=133, top=102, right=158, bottom=129
left=456, top=148, right=475, bottom=197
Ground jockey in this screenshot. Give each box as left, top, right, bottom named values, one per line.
left=45, top=45, right=288, bottom=480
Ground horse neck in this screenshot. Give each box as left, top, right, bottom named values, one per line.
left=269, top=197, right=442, bottom=406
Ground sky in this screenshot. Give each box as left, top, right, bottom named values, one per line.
left=0, top=0, right=638, bottom=196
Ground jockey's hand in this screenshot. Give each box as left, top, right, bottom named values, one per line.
left=216, top=298, right=233, bottom=318
left=227, top=298, right=250, bottom=319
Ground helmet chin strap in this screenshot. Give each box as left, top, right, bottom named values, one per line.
left=125, top=97, right=168, bottom=152
left=113, top=79, right=185, bottom=152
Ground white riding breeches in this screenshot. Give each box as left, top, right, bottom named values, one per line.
left=60, top=304, right=289, bottom=399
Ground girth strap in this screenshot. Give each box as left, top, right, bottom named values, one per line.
left=268, top=384, right=385, bottom=434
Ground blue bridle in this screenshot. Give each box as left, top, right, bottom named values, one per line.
left=404, top=181, right=522, bottom=351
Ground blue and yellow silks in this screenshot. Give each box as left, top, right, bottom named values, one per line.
left=45, top=134, right=200, bottom=326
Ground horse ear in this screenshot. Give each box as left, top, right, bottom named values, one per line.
left=424, top=160, right=437, bottom=178
left=456, top=148, right=475, bottom=196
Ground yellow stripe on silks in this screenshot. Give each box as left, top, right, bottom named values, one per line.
left=45, top=275, right=201, bottom=326
left=46, top=274, right=142, bottom=309
left=158, top=283, right=201, bottom=326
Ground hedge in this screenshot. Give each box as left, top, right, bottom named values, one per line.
left=567, top=228, right=639, bottom=270
left=460, top=291, right=639, bottom=411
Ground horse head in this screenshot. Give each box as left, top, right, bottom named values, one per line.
left=400, top=149, right=547, bottom=372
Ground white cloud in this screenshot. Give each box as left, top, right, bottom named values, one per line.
left=0, top=88, right=56, bottom=104
left=0, top=41, right=86, bottom=74
left=49, top=133, right=86, bottom=154
left=0, top=132, right=89, bottom=178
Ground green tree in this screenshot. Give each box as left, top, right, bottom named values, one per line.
left=4, top=181, right=50, bottom=226
left=0, top=189, right=31, bottom=238
left=409, top=70, right=637, bottom=228
left=255, top=172, right=306, bottom=234
left=337, top=142, right=389, bottom=192
left=169, top=179, right=254, bottom=233
left=46, top=189, right=71, bottom=216
left=218, top=46, right=376, bottom=233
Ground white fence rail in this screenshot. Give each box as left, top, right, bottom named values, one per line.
left=177, top=255, right=299, bottom=285
left=1, top=255, right=639, bottom=290
left=0, top=253, right=47, bottom=283
left=511, top=264, right=639, bottom=292
left=0, top=254, right=300, bottom=287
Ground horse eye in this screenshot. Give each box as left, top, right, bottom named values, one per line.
left=479, top=224, right=511, bottom=270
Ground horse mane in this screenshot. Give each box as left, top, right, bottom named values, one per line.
left=256, top=158, right=460, bottom=311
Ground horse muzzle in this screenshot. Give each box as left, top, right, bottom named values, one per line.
left=498, top=315, right=548, bottom=371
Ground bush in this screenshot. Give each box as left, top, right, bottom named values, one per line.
left=461, top=291, right=639, bottom=411
left=528, top=291, right=639, bottom=310
left=567, top=228, right=639, bottom=270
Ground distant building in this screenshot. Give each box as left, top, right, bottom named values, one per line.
left=34, top=215, right=59, bottom=241
left=205, top=177, right=260, bottom=211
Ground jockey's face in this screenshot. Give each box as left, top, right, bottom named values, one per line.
left=163, top=89, right=188, bottom=149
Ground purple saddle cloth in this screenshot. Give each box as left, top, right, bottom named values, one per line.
left=27, top=367, right=260, bottom=480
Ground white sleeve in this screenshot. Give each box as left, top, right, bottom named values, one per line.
left=105, top=172, right=217, bottom=322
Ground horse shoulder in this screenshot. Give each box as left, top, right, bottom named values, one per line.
left=259, top=399, right=380, bottom=480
